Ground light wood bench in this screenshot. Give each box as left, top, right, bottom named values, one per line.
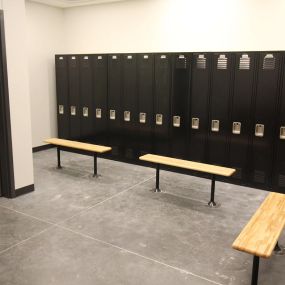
left=232, top=192, right=285, bottom=285
left=44, top=138, right=111, bottom=177
left=139, top=154, right=236, bottom=207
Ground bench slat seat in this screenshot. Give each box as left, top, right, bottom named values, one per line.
left=139, top=154, right=235, bottom=177
left=232, top=192, right=285, bottom=258
left=45, top=138, right=111, bottom=153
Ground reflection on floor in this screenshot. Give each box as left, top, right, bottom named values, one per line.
left=0, top=149, right=284, bottom=285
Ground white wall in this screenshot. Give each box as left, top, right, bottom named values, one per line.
left=26, top=1, right=64, bottom=147
left=2, top=0, right=34, bottom=189
left=63, top=0, right=285, bottom=53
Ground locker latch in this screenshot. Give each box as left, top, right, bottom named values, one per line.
left=139, top=113, right=146, bottom=124
left=124, top=111, right=131, bottom=122
left=232, top=122, right=241, bottom=135
left=211, top=120, right=220, bottom=132
left=280, top=126, right=285, bottom=139
left=173, top=116, right=181, bottom=127
left=83, top=107, right=88, bottom=117
left=96, top=108, right=102, bottom=119
left=255, top=124, right=264, bottom=137
left=70, top=106, right=76, bottom=116
left=192, top=118, right=199, bottom=129
left=156, top=114, right=163, bottom=125
left=58, top=105, right=64, bottom=115
left=110, top=110, right=116, bottom=120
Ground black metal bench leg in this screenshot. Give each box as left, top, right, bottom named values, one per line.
left=274, top=241, right=285, bottom=255
left=208, top=174, right=217, bottom=207
left=155, top=164, right=161, bottom=192
left=57, top=146, right=62, bottom=169
left=251, top=256, right=259, bottom=285
left=93, top=153, right=99, bottom=178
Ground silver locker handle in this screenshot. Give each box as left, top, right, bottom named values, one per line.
left=280, top=126, right=285, bottom=139
left=173, top=116, right=181, bottom=127
left=58, top=105, right=64, bottom=115
left=232, top=122, right=241, bottom=134
left=83, top=107, right=88, bottom=117
left=156, top=114, right=163, bottom=125
left=124, top=111, right=131, bottom=122
left=192, top=118, right=199, bottom=129
left=211, top=120, right=220, bottom=132
left=96, top=108, right=102, bottom=119
left=70, top=106, right=76, bottom=116
left=139, top=112, right=146, bottom=124
left=110, top=110, right=116, bottom=120
left=255, top=124, right=264, bottom=137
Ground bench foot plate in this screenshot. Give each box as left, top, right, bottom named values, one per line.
left=57, top=166, right=62, bottom=170
left=207, top=201, right=220, bottom=208
left=93, top=174, right=101, bottom=179
left=154, top=188, right=161, bottom=193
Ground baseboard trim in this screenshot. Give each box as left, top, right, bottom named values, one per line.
left=33, top=144, right=54, bottom=153
left=15, top=184, right=34, bottom=197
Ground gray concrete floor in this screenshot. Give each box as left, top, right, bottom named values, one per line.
left=0, top=149, right=284, bottom=285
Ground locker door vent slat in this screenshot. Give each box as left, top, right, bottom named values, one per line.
left=279, top=174, right=285, bottom=187
left=262, top=54, right=275, bottom=70
left=239, top=54, right=250, bottom=70
left=217, top=54, right=227, bottom=70
left=254, top=170, right=265, bottom=183
left=197, top=54, right=206, bottom=69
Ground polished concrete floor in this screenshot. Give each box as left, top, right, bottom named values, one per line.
left=0, top=149, right=284, bottom=285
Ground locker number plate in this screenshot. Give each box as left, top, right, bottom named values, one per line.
left=232, top=122, right=241, bottom=134
left=156, top=114, right=163, bottom=125
left=255, top=124, right=264, bottom=137
left=83, top=107, right=89, bottom=117
left=173, top=116, right=181, bottom=127
left=70, top=106, right=76, bottom=116
left=139, top=113, right=146, bottom=124
left=124, top=111, right=131, bottom=122
left=58, top=105, right=64, bottom=115
left=96, top=108, right=102, bottom=119
left=110, top=110, right=116, bottom=120
left=192, top=118, right=199, bottom=129
left=280, top=126, right=285, bottom=139
left=211, top=120, right=220, bottom=132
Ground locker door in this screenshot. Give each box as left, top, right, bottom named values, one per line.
left=137, top=53, right=154, bottom=155
left=171, top=53, right=191, bottom=159
left=250, top=52, right=281, bottom=186
left=188, top=53, right=211, bottom=162
left=93, top=54, right=108, bottom=145
left=108, top=54, right=123, bottom=156
left=273, top=54, right=285, bottom=192
left=154, top=54, right=172, bottom=155
left=79, top=55, right=93, bottom=140
left=229, top=53, right=256, bottom=181
left=208, top=53, right=233, bottom=166
left=122, top=54, right=138, bottom=159
left=68, top=55, right=81, bottom=140
left=55, top=55, right=69, bottom=139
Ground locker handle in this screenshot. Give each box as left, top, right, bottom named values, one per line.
left=232, top=122, right=241, bottom=135
left=70, top=106, right=76, bottom=116
left=280, top=126, right=285, bottom=139
left=58, top=105, right=64, bottom=115
left=96, top=108, right=102, bottom=119
left=139, top=113, right=146, bottom=124
left=192, top=118, right=199, bottom=129
left=83, top=107, right=88, bottom=117
left=255, top=124, right=264, bottom=137
left=124, top=111, right=131, bottom=122
left=211, top=120, right=219, bottom=132
left=173, top=116, right=181, bottom=127
left=156, top=114, right=163, bottom=125
left=110, top=110, right=116, bottom=120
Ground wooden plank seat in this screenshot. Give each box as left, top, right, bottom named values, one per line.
left=139, top=154, right=236, bottom=207
left=232, top=192, right=285, bottom=285
left=44, top=138, right=112, bottom=177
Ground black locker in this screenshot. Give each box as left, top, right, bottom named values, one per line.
left=273, top=54, right=285, bottom=192
left=108, top=54, right=123, bottom=156
left=207, top=53, right=233, bottom=166
left=153, top=54, right=172, bottom=155
left=122, top=54, right=138, bottom=159
left=68, top=55, right=81, bottom=139
left=93, top=54, right=108, bottom=144
left=170, top=53, right=191, bottom=158
left=79, top=55, right=93, bottom=140
left=250, top=52, right=281, bottom=186
left=55, top=55, right=69, bottom=139
left=188, top=53, right=211, bottom=162
left=137, top=53, right=154, bottom=155
left=229, top=52, right=256, bottom=180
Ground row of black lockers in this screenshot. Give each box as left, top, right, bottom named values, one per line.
left=55, top=52, right=285, bottom=192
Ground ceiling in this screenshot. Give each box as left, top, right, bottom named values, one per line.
left=28, top=0, right=128, bottom=8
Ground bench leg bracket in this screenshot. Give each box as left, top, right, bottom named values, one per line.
left=208, top=175, right=218, bottom=207
left=57, top=146, right=62, bottom=169
left=155, top=164, right=161, bottom=192
left=251, top=255, right=259, bottom=285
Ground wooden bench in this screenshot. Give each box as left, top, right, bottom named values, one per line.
left=232, top=192, right=285, bottom=285
left=44, top=138, right=112, bottom=177
left=139, top=154, right=236, bottom=207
